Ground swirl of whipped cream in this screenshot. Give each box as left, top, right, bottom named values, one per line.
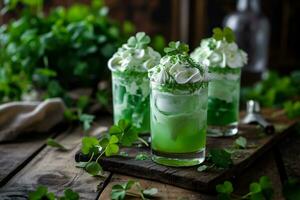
left=149, top=55, right=205, bottom=85
left=108, top=41, right=161, bottom=73
left=191, top=38, right=247, bottom=69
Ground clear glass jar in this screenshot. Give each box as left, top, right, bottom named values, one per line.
left=150, top=82, right=208, bottom=166
left=111, top=71, right=150, bottom=133
left=207, top=68, right=241, bottom=137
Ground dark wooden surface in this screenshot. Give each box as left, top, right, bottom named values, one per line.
left=75, top=111, right=296, bottom=192
left=0, top=111, right=299, bottom=199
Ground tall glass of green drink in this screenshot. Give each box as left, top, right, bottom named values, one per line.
left=149, top=42, right=208, bottom=166
left=191, top=27, right=248, bottom=137
left=108, top=32, right=161, bottom=133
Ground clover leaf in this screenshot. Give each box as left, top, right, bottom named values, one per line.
left=79, top=113, right=95, bottom=131
left=213, top=27, right=236, bottom=43
left=81, top=136, right=100, bottom=155
left=216, top=181, right=233, bottom=200
left=135, top=153, right=150, bottom=161
left=164, top=41, right=189, bottom=55
left=28, top=185, right=55, bottom=200
left=109, top=119, right=138, bottom=147
left=105, top=135, right=120, bottom=156
left=85, top=161, right=103, bottom=176
left=46, top=138, right=68, bottom=151
left=209, top=149, right=233, bottom=168
left=59, top=188, right=79, bottom=200
left=111, top=180, right=136, bottom=200
left=127, top=32, right=151, bottom=48
left=234, top=136, right=247, bottom=149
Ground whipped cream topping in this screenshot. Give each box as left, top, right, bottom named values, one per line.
left=191, top=38, right=247, bottom=69
left=108, top=32, right=161, bottom=73
left=149, top=55, right=206, bottom=85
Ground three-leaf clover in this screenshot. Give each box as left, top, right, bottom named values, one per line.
left=28, top=185, right=55, bottom=200
left=99, top=135, right=120, bottom=156
left=164, top=41, right=189, bottom=55
left=127, top=32, right=151, bottom=48
left=60, top=188, right=79, bottom=200
left=209, top=149, right=233, bottom=168
left=111, top=180, right=136, bottom=200
left=81, top=136, right=100, bottom=156
left=234, top=136, right=247, bottom=149
left=216, top=181, right=233, bottom=200
left=213, top=27, right=236, bottom=43
left=109, top=119, right=139, bottom=147
left=79, top=113, right=95, bottom=131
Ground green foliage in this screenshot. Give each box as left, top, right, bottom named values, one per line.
left=79, top=114, right=95, bottom=131
left=81, top=136, right=100, bottom=155
left=85, top=161, right=103, bottom=176
left=0, top=0, right=130, bottom=104
left=111, top=180, right=158, bottom=200
left=216, top=176, right=274, bottom=200
left=46, top=138, right=68, bottom=151
left=234, top=136, right=247, bottom=149
left=29, top=185, right=55, bottom=200
left=241, top=71, right=300, bottom=119
left=109, top=119, right=139, bottom=147
left=283, top=178, right=300, bottom=200
left=135, top=153, right=150, bottom=161
left=213, top=27, right=236, bottom=43
left=164, top=41, right=189, bottom=55
left=209, top=149, right=233, bottom=169
left=28, top=186, right=79, bottom=200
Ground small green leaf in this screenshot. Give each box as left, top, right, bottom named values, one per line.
left=142, top=188, right=158, bottom=197
left=79, top=114, right=95, bottom=131
left=213, top=27, right=223, bottom=41
left=234, top=136, right=247, bottom=149
left=135, top=153, right=150, bottom=161
left=223, top=27, right=235, bottom=43
left=85, top=161, right=103, bottom=176
left=250, top=182, right=262, bottom=193
left=124, top=180, right=136, bottom=190
left=28, top=185, right=56, bottom=200
left=105, top=135, right=120, bottom=156
left=46, top=138, right=68, bottom=151
left=60, top=188, right=79, bottom=200
left=81, top=137, right=100, bottom=155
left=111, top=184, right=126, bottom=200
left=209, top=149, right=233, bottom=168
left=216, top=181, right=234, bottom=194
left=197, top=165, right=208, bottom=172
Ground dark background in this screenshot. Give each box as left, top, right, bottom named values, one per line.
left=1, top=0, right=299, bottom=74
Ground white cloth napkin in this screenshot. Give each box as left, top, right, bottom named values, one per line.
left=0, top=98, right=66, bottom=142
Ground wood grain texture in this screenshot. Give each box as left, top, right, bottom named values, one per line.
left=99, top=174, right=215, bottom=200
left=0, top=118, right=112, bottom=200
left=76, top=111, right=297, bottom=193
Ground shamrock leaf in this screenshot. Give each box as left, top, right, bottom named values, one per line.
left=85, top=161, right=103, bottom=176
left=28, top=185, right=56, bottom=200
left=212, top=27, right=235, bottom=43
left=109, top=119, right=138, bottom=147
left=79, top=113, right=95, bottom=131
left=216, top=181, right=233, bottom=200
left=105, top=135, right=120, bottom=156
left=209, top=149, right=233, bottom=168
left=81, top=137, right=100, bottom=155
left=135, top=153, right=150, bottom=161
left=126, top=32, right=151, bottom=48
left=111, top=180, right=136, bottom=200
left=164, top=41, right=189, bottom=55
left=234, top=136, right=247, bottom=149
left=46, top=138, right=68, bottom=151
left=59, top=188, right=79, bottom=200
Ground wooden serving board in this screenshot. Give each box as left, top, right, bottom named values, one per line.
left=75, top=110, right=298, bottom=193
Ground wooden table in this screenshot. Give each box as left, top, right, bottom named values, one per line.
left=0, top=113, right=299, bottom=200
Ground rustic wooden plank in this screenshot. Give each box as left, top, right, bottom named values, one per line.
left=0, top=124, right=67, bottom=187
left=99, top=174, right=215, bottom=200
left=0, top=117, right=112, bottom=200
left=76, top=110, right=297, bottom=192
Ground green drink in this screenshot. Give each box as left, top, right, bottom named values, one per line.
left=191, top=27, right=247, bottom=137
left=108, top=32, right=161, bottom=133
left=111, top=71, right=150, bottom=132
left=207, top=68, right=241, bottom=136
left=149, top=42, right=208, bottom=166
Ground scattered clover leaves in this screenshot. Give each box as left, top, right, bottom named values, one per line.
left=46, top=138, right=68, bottom=151
left=127, top=32, right=151, bottom=48
left=213, top=27, right=236, bottom=43
left=111, top=180, right=158, bottom=200
left=209, top=149, right=233, bottom=169
left=28, top=186, right=79, bottom=200
left=216, top=181, right=233, bottom=200
left=164, top=41, right=189, bottom=55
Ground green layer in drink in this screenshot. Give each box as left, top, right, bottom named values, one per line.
left=150, top=84, right=207, bottom=154
left=112, top=71, right=150, bottom=132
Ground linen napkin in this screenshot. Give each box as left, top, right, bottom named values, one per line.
left=0, top=98, right=66, bottom=142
